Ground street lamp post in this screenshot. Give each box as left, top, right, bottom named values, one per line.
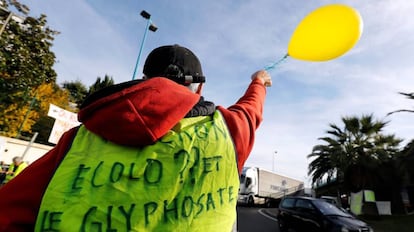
left=131, top=10, right=158, bottom=80
left=0, top=11, right=12, bottom=36
left=272, top=151, right=277, bottom=172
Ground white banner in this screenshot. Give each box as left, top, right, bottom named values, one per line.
left=47, top=104, right=80, bottom=144
left=47, top=104, right=79, bottom=123
left=350, top=191, right=363, bottom=215
left=376, top=201, right=391, bottom=215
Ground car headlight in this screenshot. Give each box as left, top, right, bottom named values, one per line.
left=340, top=227, right=349, bottom=232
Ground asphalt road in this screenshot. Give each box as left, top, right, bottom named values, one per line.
left=237, top=206, right=280, bottom=232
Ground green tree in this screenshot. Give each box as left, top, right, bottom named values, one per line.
left=1, top=0, right=30, bottom=15
left=0, top=0, right=60, bottom=135
left=88, top=74, right=114, bottom=95
left=62, top=80, right=88, bottom=108
left=308, top=114, right=402, bottom=192
left=0, top=4, right=59, bottom=98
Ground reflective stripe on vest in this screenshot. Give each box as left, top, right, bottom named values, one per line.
left=35, top=111, right=239, bottom=232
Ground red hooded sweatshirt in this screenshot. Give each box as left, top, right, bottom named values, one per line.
left=0, top=77, right=266, bottom=231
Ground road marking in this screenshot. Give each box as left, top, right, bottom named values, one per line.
left=258, top=209, right=278, bottom=222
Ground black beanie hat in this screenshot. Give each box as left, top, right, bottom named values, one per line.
left=143, top=44, right=205, bottom=85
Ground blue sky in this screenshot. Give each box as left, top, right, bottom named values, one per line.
left=19, top=0, right=414, bottom=184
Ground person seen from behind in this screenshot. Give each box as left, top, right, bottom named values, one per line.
left=0, top=44, right=272, bottom=231
left=1, top=156, right=27, bottom=185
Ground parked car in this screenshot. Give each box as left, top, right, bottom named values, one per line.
left=320, top=196, right=340, bottom=207
left=277, top=196, right=373, bottom=232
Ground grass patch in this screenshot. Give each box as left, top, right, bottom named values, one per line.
left=362, top=214, right=414, bottom=232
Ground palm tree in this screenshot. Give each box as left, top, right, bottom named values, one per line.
left=308, top=114, right=402, bottom=192
left=387, top=92, right=414, bottom=115
left=307, top=137, right=342, bottom=185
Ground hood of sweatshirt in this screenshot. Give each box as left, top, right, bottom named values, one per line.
left=78, top=77, right=200, bottom=147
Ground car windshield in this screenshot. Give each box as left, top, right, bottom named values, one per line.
left=313, top=200, right=350, bottom=217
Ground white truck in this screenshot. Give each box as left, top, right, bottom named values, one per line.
left=238, top=167, right=304, bottom=207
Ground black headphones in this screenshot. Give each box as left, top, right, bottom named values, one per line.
left=164, top=64, right=205, bottom=85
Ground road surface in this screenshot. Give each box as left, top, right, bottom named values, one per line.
left=237, top=206, right=280, bottom=232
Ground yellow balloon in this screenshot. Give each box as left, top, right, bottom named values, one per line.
left=288, top=4, right=363, bottom=61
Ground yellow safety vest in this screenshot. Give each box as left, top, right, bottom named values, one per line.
left=4, top=162, right=28, bottom=183
left=35, top=111, right=239, bottom=232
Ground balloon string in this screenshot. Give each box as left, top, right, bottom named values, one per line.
left=264, top=53, right=289, bottom=71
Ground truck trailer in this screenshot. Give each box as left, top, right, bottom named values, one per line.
left=238, top=167, right=304, bottom=207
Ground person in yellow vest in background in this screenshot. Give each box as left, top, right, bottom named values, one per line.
left=2, top=156, right=28, bottom=185
left=0, top=44, right=271, bottom=231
